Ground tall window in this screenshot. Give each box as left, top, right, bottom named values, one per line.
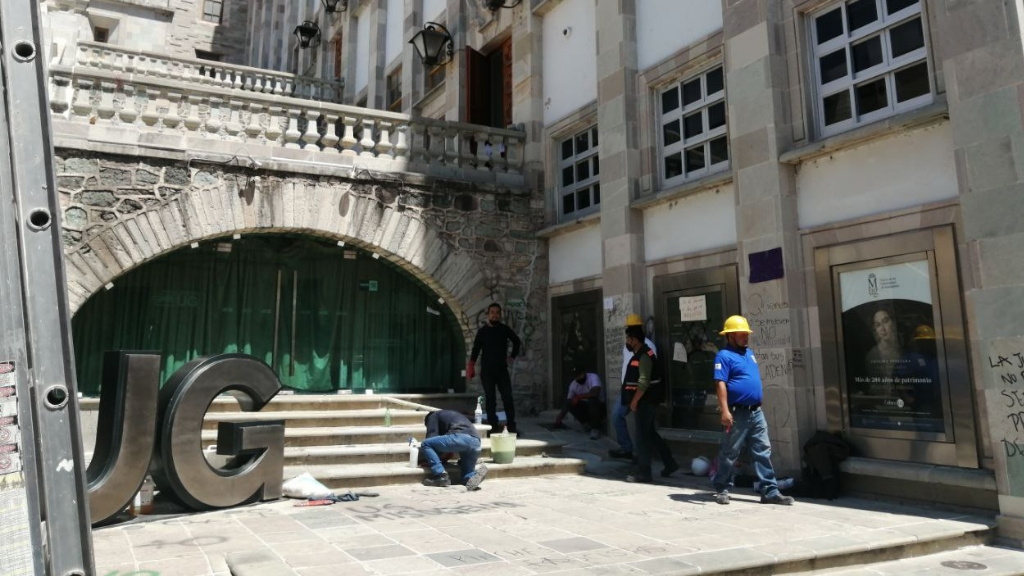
left=332, top=37, right=343, bottom=80
left=202, top=0, right=224, bottom=24
left=387, top=67, right=403, bottom=112
left=811, top=0, right=932, bottom=137
left=559, top=126, right=600, bottom=220
left=657, top=65, right=728, bottom=188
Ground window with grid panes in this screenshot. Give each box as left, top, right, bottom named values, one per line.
left=558, top=126, right=600, bottom=220
left=202, top=0, right=223, bottom=23
left=658, top=66, right=728, bottom=188
left=811, top=0, right=932, bottom=137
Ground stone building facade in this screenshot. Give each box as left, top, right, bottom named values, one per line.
left=41, top=0, right=1024, bottom=543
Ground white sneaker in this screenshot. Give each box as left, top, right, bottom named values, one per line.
left=589, top=429, right=599, bottom=440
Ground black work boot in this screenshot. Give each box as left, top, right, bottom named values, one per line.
left=422, top=472, right=451, bottom=487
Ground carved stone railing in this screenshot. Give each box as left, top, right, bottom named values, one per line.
left=76, top=41, right=344, bottom=104
left=47, top=57, right=526, bottom=186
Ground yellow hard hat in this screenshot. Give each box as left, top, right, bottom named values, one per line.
left=626, top=314, right=643, bottom=326
left=912, top=325, right=936, bottom=341
left=720, top=315, right=752, bottom=335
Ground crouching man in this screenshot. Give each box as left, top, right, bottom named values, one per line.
left=420, top=410, right=489, bottom=490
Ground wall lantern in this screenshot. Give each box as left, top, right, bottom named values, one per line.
left=293, top=20, right=322, bottom=50
left=482, top=0, right=522, bottom=10
left=409, top=22, right=453, bottom=67
left=321, top=0, right=348, bottom=13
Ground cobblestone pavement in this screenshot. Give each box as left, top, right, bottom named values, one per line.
left=92, top=470, right=1023, bottom=575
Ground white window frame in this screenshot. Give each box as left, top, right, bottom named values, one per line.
left=656, top=64, right=729, bottom=190
left=810, top=0, right=934, bottom=138
left=557, top=125, right=600, bottom=221
left=201, top=0, right=224, bottom=24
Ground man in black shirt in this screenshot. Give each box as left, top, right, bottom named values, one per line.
left=420, top=410, right=488, bottom=490
left=467, top=303, right=522, bottom=435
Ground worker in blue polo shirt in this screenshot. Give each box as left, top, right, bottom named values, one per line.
left=711, top=315, right=795, bottom=506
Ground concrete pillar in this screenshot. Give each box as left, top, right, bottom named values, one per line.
left=721, top=0, right=807, bottom=472
left=934, top=0, right=1024, bottom=545
left=595, top=0, right=645, bottom=399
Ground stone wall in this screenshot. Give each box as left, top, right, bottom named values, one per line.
left=55, top=150, right=550, bottom=413
left=166, top=0, right=250, bottom=64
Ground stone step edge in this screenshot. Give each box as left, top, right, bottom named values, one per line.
left=704, top=522, right=995, bottom=576
left=203, top=408, right=430, bottom=420
left=285, top=455, right=588, bottom=481
left=200, top=424, right=494, bottom=439
left=280, top=438, right=561, bottom=457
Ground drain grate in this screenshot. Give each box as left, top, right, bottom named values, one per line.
left=940, top=560, right=988, bottom=571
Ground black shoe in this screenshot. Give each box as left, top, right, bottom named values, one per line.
left=661, top=462, right=680, bottom=477
left=609, top=449, right=634, bottom=459
left=422, top=472, right=451, bottom=487
left=625, top=474, right=652, bottom=483
left=466, top=465, right=489, bottom=491
left=760, top=493, right=795, bottom=505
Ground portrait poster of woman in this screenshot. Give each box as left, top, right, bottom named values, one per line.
left=838, top=260, right=946, bottom=433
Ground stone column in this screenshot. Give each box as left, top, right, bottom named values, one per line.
left=367, top=0, right=388, bottom=110
left=400, top=0, right=421, bottom=114
left=595, top=0, right=645, bottom=402
left=444, top=0, right=466, bottom=121
left=721, top=0, right=806, bottom=472
left=511, top=9, right=545, bottom=190
left=934, top=0, right=1024, bottom=545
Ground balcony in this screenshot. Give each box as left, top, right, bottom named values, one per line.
left=47, top=42, right=527, bottom=187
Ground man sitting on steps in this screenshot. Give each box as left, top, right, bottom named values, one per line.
left=420, top=410, right=489, bottom=490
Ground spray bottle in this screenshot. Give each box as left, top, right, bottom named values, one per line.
left=383, top=406, right=392, bottom=427
left=474, top=396, right=483, bottom=425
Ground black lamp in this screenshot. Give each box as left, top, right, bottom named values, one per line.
left=409, top=22, right=453, bottom=67
left=321, top=0, right=347, bottom=13
left=293, top=20, right=322, bottom=50
left=482, top=0, right=522, bottom=10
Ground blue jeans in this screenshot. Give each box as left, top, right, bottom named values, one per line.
left=613, top=402, right=632, bottom=452
left=420, top=433, right=481, bottom=484
left=712, top=408, right=780, bottom=498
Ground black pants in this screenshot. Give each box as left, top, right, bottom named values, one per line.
left=481, top=367, right=516, bottom=433
left=634, top=401, right=676, bottom=479
left=568, top=399, right=605, bottom=428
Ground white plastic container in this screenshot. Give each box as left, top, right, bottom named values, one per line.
left=408, top=438, right=420, bottom=468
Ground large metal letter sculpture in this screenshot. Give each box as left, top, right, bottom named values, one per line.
left=86, top=351, right=160, bottom=524
left=151, top=354, right=284, bottom=510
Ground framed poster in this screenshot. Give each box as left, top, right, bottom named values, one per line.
left=815, top=226, right=977, bottom=468
left=838, top=260, right=945, bottom=433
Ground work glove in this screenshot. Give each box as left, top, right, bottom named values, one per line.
left=571, top=395, right=581, bottom=406
left=554, top=416, right=563, bottom=428
left=507, top=356, right=515, bottom=365
left=466, top=361, right=476, bottom=379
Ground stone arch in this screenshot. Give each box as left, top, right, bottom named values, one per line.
left=63, top=179, right=492, bottom=341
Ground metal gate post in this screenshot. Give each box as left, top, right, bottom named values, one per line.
left=0, top=0, right=96, bottom=573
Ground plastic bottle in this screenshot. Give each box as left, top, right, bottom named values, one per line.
left=408, top=437, right=420, bottom=468
left=474, top=396, right=483, bottom=425
left=383, top=407, right=392, bottom=427
left=131, top=475, right=155, bottom=515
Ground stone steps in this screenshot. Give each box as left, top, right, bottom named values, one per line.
left=285, top=455, right=588, bottom=490
left=201, top=423, right=493, bottom=448
left=201, top=408, right=428, bottom=430
left=279, top=438, right=557, bottom=467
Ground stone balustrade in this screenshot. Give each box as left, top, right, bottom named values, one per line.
left=47, top=54, right=527, bottom=186
left=75, top=41, right=343, bottom=103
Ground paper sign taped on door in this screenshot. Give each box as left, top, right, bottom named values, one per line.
left=679, top=296, right=707, bottom=322
left=673, top=342, right=688, bottom=363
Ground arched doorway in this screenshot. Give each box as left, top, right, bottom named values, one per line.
left=72, top=234, right=465, bottom=395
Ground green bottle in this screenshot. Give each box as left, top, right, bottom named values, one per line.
left=383, top=407, right=392, bottom=427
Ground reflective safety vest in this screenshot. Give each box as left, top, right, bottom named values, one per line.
left=621, top=344, right=663, bottom=406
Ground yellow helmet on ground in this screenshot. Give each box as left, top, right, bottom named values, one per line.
left=626, top=313, right=643, bottom=326
left=720, top=315, right=753, bottom=335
